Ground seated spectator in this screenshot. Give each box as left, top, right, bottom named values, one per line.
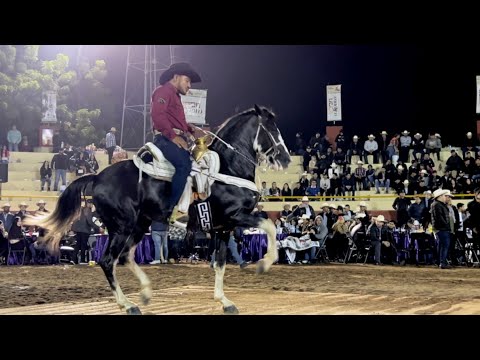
left=253, top=204, right=268, bottom=219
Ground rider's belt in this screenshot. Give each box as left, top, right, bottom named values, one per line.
left=154, top=128, right=184, bottom=136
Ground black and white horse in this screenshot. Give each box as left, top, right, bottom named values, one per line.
left=28, top=105, right=291, bottom=314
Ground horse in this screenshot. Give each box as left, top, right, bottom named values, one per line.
left=28, top=105, right=291, bottom=315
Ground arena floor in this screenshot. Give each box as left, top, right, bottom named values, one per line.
left=1, top=263, right=480, bottom=315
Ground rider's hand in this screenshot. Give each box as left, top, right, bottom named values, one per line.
left=172, top=136, right=188, bottom=150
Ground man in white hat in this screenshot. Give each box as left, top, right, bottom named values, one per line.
left=253, top=203, right=268, bottom=219
left=399, top=130, right=412, bottom=163
left=431, top=189, right=453, bottom=269
left=35, top=200, right=50, bottom=215
left=287, top=196, right=316, bottom=222
left=462, top=131, right=479, bottom=159
left=0, top=203, right=14, bottom=232
left=363, top=134, right=379, bottom=164
left=105, top=126, right=117, bottom=165
left=392, top=189, right=411, bottom=227
left=411, top=133, right=425, bottom=161
left=16, top=201, right=29, bottom=219
left=369, top=214, right=388, bottom=265
left=347, top=135, right=363, bottom=165
left=378, top=131, right=389, bottom=164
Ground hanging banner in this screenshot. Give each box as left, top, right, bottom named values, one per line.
left=326, top=84, right=342, bottom=121
left=181, top=89, right=207, bottom=125
left=41, top=90, right=58, bottom=123
left=476, top=76, right=480, bottom=114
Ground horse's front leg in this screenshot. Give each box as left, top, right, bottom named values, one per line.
left=213, top=231, right=238, bottom=314
left=231, top=214, right=278, bottom=274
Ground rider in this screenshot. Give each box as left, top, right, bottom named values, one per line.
left=151, top=62, right=202, bottom=225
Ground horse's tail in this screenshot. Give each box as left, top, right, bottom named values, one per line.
left=24, top=174, right=96, bottom=253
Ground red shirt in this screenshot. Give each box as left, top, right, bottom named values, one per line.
left=151, top=82, right=193, bottom=140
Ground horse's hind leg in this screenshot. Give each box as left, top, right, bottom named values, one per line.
left=123, top=224, right=152, bottom=306
left=213, top=231, right=238, bottom=314
left=98, top=233, right=142, bottom=315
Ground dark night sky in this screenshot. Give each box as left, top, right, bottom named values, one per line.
left=39, top=44, right=480, bottom=148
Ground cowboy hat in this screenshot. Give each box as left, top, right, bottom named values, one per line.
left=159, top=62, right=201, bottom=85
left=36, top=199, right=46, bottom=205
left=380, top=131, right=388, bottom=135
left=433, top=189, right=453, bottom=199
left=359, top=201, right=368, bottom=207
left=357, top=160, right=364, bottom=165
left=301, top=196, right=309, bottom=202
left=368, top=134, right=375, bottom=139
left=110, top=127, right=117, bottom=132
left=1, top=202, right=11, bottom=208
left=375, top=215, right=387, bottom=222
left=402, top=130, right=410, bottom=135
left=301, top=214, right=311, bottom=219
left=18, top=201, right=28, bottom=207
left=321, top=202, right=330, bottom=208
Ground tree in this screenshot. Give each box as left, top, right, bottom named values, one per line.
left=0, top=45, right=114, bottom=148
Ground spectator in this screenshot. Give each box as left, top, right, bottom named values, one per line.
left=105, top=127, right=117, bottom=165
left=7, top=125, right=21, bottom=152
left=40, top=161, right=52, bottom=192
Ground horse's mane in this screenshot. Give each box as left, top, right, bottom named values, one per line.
left=210, top=106, right=275, bottom=179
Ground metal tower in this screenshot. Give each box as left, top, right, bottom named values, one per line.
left=120, top=45, right=181, bottom=149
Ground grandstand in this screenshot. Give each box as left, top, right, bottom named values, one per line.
left=0, top=147, right=473, bottom=216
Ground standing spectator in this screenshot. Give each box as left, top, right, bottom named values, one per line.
left=7, top=125, right=21, bottom=152
left=150, top=221, right=169, bottom=264
left=71, top=200, right=100, bottom=264
left=105, top=127, right=117, bottom=165
left=0, top=203, right=14, bottom=232
left=51, top=149, right=69, bottom=191
left=40, top=161, right=52, bottom=192
left=431, top=189, right=453, bottom=269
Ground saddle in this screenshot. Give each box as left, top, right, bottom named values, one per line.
left=132, top=141, right=258, bottom=199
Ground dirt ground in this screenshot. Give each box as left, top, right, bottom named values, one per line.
left=1, top=262, right=480, bottom=314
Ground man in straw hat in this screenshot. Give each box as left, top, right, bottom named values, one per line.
left=16, top=201, right=29, bottom=219
left=0, top=202, right=14, bottom=232
left=287, top=196, right=316, bottom=222
left=35, top=199, right=50, bottom=215
left=105, top=126, right=117, bottom=165
left=431, top=189, right=454, bottom=269
left=151, top=62, right=202, bottom=226
left=363, top=134, right=379, bottom=164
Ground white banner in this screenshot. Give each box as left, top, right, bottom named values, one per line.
left=476, top=76, right=480, bottom=114
left=181, top=89, right=207, bottom=125
left=326, top=84, right=342, bottom=121
left=42, top=90, right=58, bottom=123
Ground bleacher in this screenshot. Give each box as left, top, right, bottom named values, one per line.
left=0, top=147, right=472, bottom=214
left=0, top=151, right=110, bottom=210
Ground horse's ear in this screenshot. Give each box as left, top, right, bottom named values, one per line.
left=254, top=104, right=262, bottom=116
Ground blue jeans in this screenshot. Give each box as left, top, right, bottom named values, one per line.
left=54, top=169, right=67, bottom=190
left=436, top=230, right=451, bottom=267
left=8, top=142, right=18, bottom=152
left=152, top=230, right=168, bottom=262
left=153, top=135, right=191, bottom=210
left=211, top=236, right=244, bottom=265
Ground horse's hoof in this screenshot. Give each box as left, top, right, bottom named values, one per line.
left=141, top=287, right=152, bottom=305
left=256, top=260, right=267, bottom=274
left=126, top=306, right=142, bottom=315
left=223, top=305, right=239, bottom=314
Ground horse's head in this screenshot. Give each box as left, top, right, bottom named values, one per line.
left=252, top=105, right=291, bottom=171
